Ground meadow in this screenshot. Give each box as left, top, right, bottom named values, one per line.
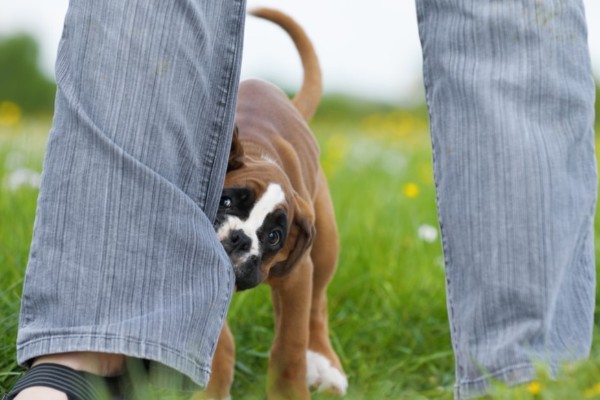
left=1, top=97, right=600, bottom=399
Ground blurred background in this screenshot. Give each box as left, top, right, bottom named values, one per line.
left=2, top=0, right=599, bottom=111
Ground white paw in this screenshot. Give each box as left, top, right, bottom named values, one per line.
left=306, top=350, right=348, bottom=395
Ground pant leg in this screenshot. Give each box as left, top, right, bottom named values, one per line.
left=415, top=1, right=596, bottom=398
left=17, top=0, right=246, bottom=388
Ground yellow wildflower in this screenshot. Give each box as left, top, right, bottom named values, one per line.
left=526, top=381, right=542, bottom=396
left=402, top=182, right=420, bottom=198
left=584, top=382, right=600, bottom=398
left=0, top=101, right=22, bottom=126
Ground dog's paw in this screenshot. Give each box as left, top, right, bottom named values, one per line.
left=306, top=350, right=348, bottom=396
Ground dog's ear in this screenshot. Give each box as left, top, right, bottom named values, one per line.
left=269, top=195, right=315, bottom=278
left=228, top=125, right=245, bottom=172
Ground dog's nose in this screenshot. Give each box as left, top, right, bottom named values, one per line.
left=227, top=229, right=252, bottom=254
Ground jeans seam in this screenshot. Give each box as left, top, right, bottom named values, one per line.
left=415, top=0, right=463, bottom=380
left=200, top=0, right=247, bottom=219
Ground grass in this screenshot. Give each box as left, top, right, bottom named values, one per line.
left=1, top=99, right=600, bottom=399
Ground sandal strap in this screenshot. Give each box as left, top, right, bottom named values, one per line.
left=3, top=363, right=103, bottom=400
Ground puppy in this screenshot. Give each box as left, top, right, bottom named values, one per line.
left=198, top=7, right=347, bottom=400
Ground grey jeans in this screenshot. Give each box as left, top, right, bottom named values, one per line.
left=416, top=0, right=596, bottom=398
left=17, top=0, right=245, bottom=388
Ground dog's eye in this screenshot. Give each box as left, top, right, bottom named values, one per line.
left=267, top=230, right=282, bottom=246
left=220, top=197, right=232, bottom=208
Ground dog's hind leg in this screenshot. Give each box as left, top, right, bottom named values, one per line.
left=306, top=172, right=347, bottom=396
left=194, top=322, right=235, bottom=400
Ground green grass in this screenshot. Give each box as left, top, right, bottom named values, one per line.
left=1, top=102, right=600, bottom=399
left=0, top=118, right=47, bottom=391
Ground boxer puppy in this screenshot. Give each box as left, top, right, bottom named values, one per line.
left=198, top=7, right=347, bottom=400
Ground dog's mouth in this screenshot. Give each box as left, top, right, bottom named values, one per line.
left=215, top=226, right=263, bottom=290
left=229, top=254, right=262, bottom=291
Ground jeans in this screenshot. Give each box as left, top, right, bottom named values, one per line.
left=416, top=0, right=596, bottom=398
left=17, top=0, right=246, bottom=388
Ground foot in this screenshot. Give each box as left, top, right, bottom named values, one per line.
left=33, top=352, right=125, bottom=376
left=7, top=352, right=126, bottom=400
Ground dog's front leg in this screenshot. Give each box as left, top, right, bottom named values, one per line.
left=194, top=322, right=235, bottom=400
left=268, top=257, right=313, bottom=400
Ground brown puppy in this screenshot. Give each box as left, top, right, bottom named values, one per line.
left=197, top=7, right=347, bottom=400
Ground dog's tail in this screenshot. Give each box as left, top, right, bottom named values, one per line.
left=250, top=7, right=322, bottom=121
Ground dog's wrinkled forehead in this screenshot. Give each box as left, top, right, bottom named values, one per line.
left=218, top=182, right=285, bottom=219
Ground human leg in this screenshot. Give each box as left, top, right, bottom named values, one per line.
left=416, top=0, right=596, bottom=398
left=12, top=0, right=246, bottom=395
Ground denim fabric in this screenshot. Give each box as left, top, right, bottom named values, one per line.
left=17, top=0, right=246, bottom=388
left=416, top=1, right=596, bottom=398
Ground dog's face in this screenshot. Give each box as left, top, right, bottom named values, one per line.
left=215, top=129, right=315, bottom=291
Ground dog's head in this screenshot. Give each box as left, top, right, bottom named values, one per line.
left=215, top=128, right=315, bottom=291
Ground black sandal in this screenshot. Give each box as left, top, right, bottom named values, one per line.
left=2, top=363, right=116, bottom=400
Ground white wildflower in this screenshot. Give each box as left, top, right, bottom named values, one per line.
left=6, top=168, right=41, bottom=190
left=417, top=224, right=438, bottom=243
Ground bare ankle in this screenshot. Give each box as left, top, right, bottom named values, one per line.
left=33, top=352, right=126, bottom=377
left=13, top=386, right=68, bottom=400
